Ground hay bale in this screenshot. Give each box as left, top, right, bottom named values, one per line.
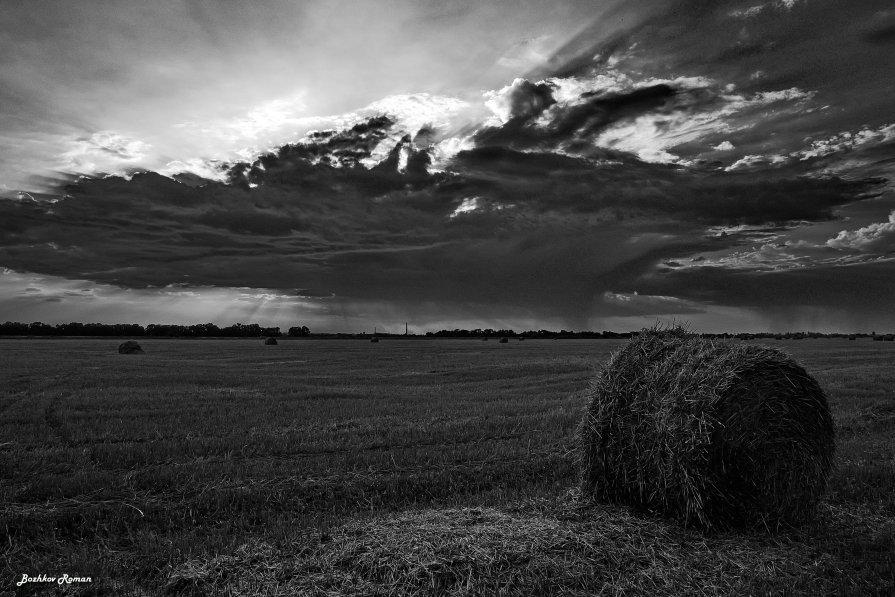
left=370, top=336, right=379, bottom=343
left=499, top=337, right=509, bottom=343
left=264, top=337, right=278, bottom=345
left=579, top=326, right=834, bottom=529
left=118, top=340, right=144, bottom=354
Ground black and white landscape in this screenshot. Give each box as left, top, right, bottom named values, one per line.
left=1, top=1, right=893, bottom=595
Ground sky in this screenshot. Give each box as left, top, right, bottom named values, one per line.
left=1, top=0, right=894, bottom=333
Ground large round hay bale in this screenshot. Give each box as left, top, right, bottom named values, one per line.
left=118, top=340, right=144, bottom=354
left=578, top=326, right=834, bottom=529
left=264, top=337, right=278, bottom=345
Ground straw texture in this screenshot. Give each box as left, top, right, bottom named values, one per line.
left=579, top=326, right=835, bottom=529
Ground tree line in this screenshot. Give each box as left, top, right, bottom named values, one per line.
left=0, top=321, right=888, bottom=339
left=423, top=329, right=888, bottom=340
left=423, top=329, right=635, bottom=339
left=0, top=321, right=311, bottom=337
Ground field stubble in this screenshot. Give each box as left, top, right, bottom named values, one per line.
left=0, top=338, right=893, bottom=595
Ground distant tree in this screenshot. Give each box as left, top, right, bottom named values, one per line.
left=29, top=321, right=55, bottom=335
left=288, top=325, right=311, bottom=337
left=59, top=322, right=85, bottom=335
left=0, top=321, right=29, bottom=335
left=188, top=323, right=220, bottom=337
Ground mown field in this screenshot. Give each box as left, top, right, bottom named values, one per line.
left=1, top=337, right=893, bottom=595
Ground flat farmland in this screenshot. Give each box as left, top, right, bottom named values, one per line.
left=1, top=338, right=893, bottom=595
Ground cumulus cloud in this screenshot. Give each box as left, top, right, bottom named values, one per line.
left=158, top=158, right=230, bottom=184
left=827, top=211, right=895, bottom=252
left=726, top=154, right=788, bottom=171
left=484, top=78, right=556, bottom=124
left=798, top=124, right=895, bottom=161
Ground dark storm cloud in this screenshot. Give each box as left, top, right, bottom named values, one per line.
left=4, top=0, right=893, bottom=332
left=0, top=98, right=881, bottom=328
left=857, top=9, right=895, bottom=44
left=498, top=79, right=557, bottom=122
left=448, top=146, right=875, bottom=225
left=636, top=259, right=895, bottom=330
left=6, top=0, right=895, bottom=332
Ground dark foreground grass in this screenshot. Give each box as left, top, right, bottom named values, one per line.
left=167, top=492, right=892, bottom=597
left=1, top=338, right=893, bottom=595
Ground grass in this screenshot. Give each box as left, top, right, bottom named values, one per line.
left=0, top=337, right=893, bottom=595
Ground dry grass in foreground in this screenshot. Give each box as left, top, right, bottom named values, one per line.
left=2, top=338, right=893, bottom=595
left=167, top=491, right=893, bottom=597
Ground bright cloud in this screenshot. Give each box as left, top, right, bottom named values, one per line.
left=450, top=197, right=480, bottom=218
left=726, top=154, right=788, bottom=170
left=827, top=211, right=895, bottom=251
left=799, top=123, right=895, bottom=161
left=591, top=85, right=815, bottom=165
left=58, top=131, right=151, bottom=173
left=364, top=93, right=471, bottom=134
left=173, top=91, right=310, bottom=147
left=157, top=158, right=229, bottom=183
left=0, top=268, right=323, bottom=328
left=602, top=291, right=704, bottom=315
left=544, top=71, right=633, bottom=103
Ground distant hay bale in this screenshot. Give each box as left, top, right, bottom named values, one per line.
left=579, top=326, right=835, bottom=529
left=264, top=337, right=278, bottom=345
left=117, top=340, right=144, bottom=354
left=499, top=337, right=509, bottom=343
left=370, top=337, right=379, bottom=343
